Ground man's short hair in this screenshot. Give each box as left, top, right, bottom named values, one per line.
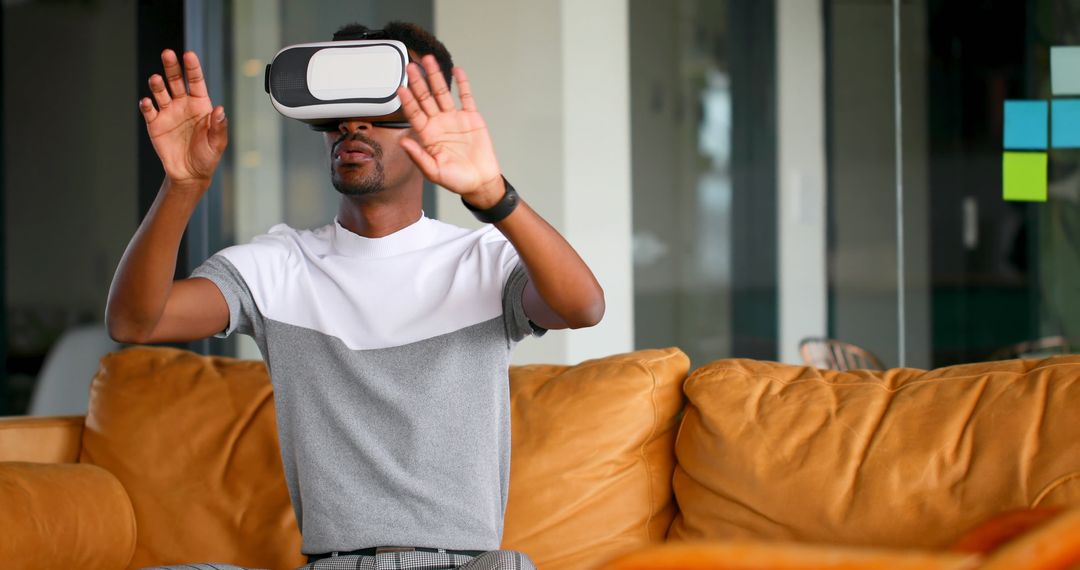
left=333, top=21, right=454, bottom=86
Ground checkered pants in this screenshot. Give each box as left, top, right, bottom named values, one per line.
left=142, top=549, right=536, bottom=570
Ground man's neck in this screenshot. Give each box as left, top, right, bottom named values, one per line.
left=336, top=193, right=424, bottom=239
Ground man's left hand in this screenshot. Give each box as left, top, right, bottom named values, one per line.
left=397, top=55, right=505, bottom=208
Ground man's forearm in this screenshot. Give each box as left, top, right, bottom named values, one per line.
left=393, top=56, right=604, bottom=329
left=105, top=177, right=206, bottom=342
left=491, top=197, right=605, bottom=329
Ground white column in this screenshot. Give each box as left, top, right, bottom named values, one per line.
left=435, top=0, right=634, bottom=365
left=777, top=0, right=828, bottom=364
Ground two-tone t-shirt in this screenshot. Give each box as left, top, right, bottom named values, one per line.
left=191, top=214, right=539, bottom=555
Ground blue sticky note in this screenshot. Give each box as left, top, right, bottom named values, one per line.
left=1052, top=99, right=1080, bottom=148
left=1051, top=46, right=1080, bottom=96
left=1004, top=100, right=1048, bottom=150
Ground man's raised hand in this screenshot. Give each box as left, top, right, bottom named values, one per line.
left=397, top=55, right=506, bottom=208
left=139, top=50, right=228, bottom=189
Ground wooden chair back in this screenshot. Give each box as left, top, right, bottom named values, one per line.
left=989, top=336, right=1071, bottom=361
left=799, top=337, right=885, bottom=371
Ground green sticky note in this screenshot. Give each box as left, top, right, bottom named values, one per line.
left=1003, top=152, right=1048, bottom=202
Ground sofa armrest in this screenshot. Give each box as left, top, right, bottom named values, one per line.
left=0, top=415, right=84, bottom=462
left=0, top=461, right=136, bottom=570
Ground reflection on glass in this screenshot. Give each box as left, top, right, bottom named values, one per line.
left=631, top=0, right=735, bottom=367
left=1036, top=2, right=1080, bottom=354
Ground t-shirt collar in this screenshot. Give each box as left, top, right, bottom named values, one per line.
left=331, top=212, right=434, bottom=257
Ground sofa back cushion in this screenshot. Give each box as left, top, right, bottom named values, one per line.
left=79, top=347, right=304, bottom=570
left=669, top=357, right=1080, bottom=548
left=502, top=348, right=689, bottom=569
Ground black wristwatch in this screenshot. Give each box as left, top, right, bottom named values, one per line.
left=461, top=177, right=519, bottom=224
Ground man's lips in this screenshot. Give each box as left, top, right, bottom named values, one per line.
left=334, top=140, right=376, bottom=164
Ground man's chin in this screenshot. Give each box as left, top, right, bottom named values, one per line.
left=332, top=183, right=384, bottom=196
left=331, top=173, right=385, bottom=196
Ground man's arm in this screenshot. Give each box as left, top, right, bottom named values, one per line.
left=489, top=199, right=604, bottom=330
left=105, top=50, right=231, bottom=343
left=396, top=56, right=605, bottom=330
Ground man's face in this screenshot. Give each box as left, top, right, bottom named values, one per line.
left=322, top=108, right=416, bottom=197
left=322, top=50, right=429, bottom=197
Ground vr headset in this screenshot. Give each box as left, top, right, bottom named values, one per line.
left=264, top=39, right=411, bottom=131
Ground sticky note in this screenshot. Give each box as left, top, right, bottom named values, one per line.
left=1051, top=46, right=1080, bottom=96
left=1004, top=100, right=1048, bottom=149
left=1052, top=99, right=1080, bottom=148
left=1003, top=152, right=1047, bottom=202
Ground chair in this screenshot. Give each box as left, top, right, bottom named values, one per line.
left=799, top=337, right=885, bottom=371
left=989, top=336, right=1072, bottom=361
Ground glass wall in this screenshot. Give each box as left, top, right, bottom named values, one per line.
left=826, top=0, right=1080, bottom=368
left=1, top=0, right=137, bottom=414
left=7, top=0, right=1080, bottom=416
left=628, top=0, right=1080, bottom=369
left=922, top=0, right=1080, bottom=366
left=629, top=0, right=777, bottom=368
left=0, top=0, right=434, bottom=413
left=825, top=0, right=929, bottom=368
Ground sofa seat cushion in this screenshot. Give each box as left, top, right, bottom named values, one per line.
left=0, top=462, right=136, bottom=570
left=79, top=347, right=305, bottom=570
left=669, top=357, right=1080, bottom=548
left=595, top=541, right=978, bottom=570
left=501, top=347, right=689, bottom=569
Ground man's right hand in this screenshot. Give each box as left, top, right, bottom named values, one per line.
left=106, top=49, right=231, bottom=345
left=140, top=49, right=228, bottom=188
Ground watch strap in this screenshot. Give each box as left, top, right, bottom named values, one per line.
left=462, top=177, right=519, bottom=224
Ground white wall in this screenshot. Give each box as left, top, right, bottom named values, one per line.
left=435, top=0, right=634, bottom=365
left=777, top=0, right=828, bottom=364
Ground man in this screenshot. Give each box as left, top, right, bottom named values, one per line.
left=107, top=21, right=604, bottom=570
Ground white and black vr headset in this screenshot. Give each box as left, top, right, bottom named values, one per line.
left=264, top=38, right=412, bottom=131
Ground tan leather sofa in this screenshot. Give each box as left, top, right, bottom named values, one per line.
left=1, top=346, right=1079, bottom=569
